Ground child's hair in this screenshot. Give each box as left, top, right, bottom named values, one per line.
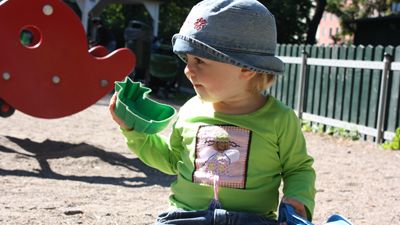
left=248, top=73, right=276, bottom=94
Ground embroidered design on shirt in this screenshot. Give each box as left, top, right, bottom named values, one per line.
left=194, top=17, right=207, bottom=31
left=193, top=125, right=251, bottom=189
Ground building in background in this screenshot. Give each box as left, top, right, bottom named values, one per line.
left=351, top=15, right=400, bottom=46
left=316, top=0, right=353, bottom=45
left=351, top=2, right=400, bottom=46
left=316, top=11, right=345, bottom=45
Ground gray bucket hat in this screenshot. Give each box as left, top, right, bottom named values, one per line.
left=172, top=0, right=284, bottom=75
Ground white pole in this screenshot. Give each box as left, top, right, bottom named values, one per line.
left=144, top=2, right=160, bottom=37
left=76, top=0, right=100, bottom=32
left=296, top=50, right=308, bottom=119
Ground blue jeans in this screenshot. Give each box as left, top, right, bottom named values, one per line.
left=155, top=207, right=277, bottom=225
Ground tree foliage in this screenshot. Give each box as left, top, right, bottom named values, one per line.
left=159, top=0, right=199, bottom=40
left=97, top=0, right=321, bottom=45
left=260, top=0, right=314, bottom=43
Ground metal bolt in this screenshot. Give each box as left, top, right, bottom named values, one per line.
left=52, top=75, right=60, bottom=84
left=100, top=80, right=108, bottom=87
left=43, top=5, right=54, bottom=16
left=2, top=72, right=10, bottom=80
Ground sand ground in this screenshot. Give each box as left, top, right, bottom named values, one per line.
left=1, top=94, right=399, bottom=225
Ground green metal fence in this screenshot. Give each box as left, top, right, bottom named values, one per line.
left=270, top=44, right=400, bottom=143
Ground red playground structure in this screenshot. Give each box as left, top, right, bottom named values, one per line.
left=0, top=0, right=136, bottom=118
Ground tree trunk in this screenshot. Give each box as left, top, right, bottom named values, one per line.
left=306, top=0, right=327, bottom=44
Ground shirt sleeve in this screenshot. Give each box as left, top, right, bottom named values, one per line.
left=121, top=123, right=182, bottom=175
left=277, top=109, right=316, bottom=220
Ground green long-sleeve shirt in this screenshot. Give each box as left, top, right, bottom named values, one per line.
left=121, top=95, right=316, bottom=219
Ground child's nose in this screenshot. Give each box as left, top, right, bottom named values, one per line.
left=184, top=64, right=196, bottom=78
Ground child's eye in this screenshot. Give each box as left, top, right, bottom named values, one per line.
left=194, top=57, right=204, bottom=65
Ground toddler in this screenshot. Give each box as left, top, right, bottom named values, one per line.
left=109, top=0, right=316, bottom=224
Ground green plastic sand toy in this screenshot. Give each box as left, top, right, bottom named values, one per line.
left=114, top=77, right=176, bottom=134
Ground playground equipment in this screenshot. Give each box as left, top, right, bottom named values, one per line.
left=0, top=0, right=136, bottom=118
left=147, top=44, right=181, bottom=98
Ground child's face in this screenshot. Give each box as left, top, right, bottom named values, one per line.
left=184, top=54, right=250, bottom=103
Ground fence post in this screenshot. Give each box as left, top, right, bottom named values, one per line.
left=296, top=50, right=308, bottom=119
left=376, top=53, right=392, bottom=144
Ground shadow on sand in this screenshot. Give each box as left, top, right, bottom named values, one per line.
left=0, top=135, right=175, bottom=188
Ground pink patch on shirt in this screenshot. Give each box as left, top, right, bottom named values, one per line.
left=193, top=125, right=251, bottom=189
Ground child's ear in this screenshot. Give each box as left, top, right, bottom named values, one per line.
left=239, top=68, right=257, bottom=80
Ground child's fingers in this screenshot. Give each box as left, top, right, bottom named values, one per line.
left=108, top=93, right=120, bottom=121
left=109, top=93, right=117, bottom=109
left=108, top=93, right=131, bottom=130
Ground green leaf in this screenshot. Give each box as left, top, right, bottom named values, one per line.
left=326, top=127, right=335, bottom=136
left=396, top=127, right=400, bottom=136
left=381, top=141, right=391, bottom=150
left=391, top=140, right=400, bottom=150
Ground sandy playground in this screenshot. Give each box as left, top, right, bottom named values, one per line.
left=1, top=94, right=400, bottom=225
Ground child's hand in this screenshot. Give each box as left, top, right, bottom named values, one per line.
left=108, top=92, right=132, bottom=130
left=279, top=196, right=308, bottom=225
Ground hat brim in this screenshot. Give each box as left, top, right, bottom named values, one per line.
left=172, top=34, right=284, bottom=75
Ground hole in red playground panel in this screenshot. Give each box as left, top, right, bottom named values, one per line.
left=20, top=25, right=42, bottom=48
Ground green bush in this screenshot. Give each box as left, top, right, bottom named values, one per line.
left=381, top=128, right=400, bottom=150
left=325, top=126, right=335, bottom=136
left=301, top=120, right=312, bottom=132
left=301, top=120, right=360, bottom=141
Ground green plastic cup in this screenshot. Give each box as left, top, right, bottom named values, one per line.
left=114, top=77, right=176, bottom=134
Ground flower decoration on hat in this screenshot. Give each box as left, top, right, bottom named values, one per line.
left=194, top=17, right=207, bottom=31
